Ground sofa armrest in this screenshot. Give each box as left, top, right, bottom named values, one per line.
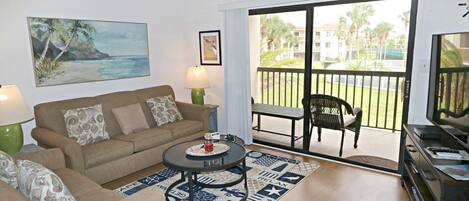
left=176, top=102, right=211, bottom=132
left=0, top=181, right=28, bottom=201
left=31, top=128, right=85, bottom=174
left=14, top=148, right=66, bottom=171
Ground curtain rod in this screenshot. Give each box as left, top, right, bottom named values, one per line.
left=218, top=0, right=324, bottom=11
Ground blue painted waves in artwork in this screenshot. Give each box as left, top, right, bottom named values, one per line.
left=95, top=56, right=150, bottom=79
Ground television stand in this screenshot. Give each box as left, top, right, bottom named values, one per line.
left=401, top=124, right=469, bottom=201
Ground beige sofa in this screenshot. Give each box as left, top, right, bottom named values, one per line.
left=32, top=85, right=210, bottom=184
left=0, top=148, right=165, bottom=201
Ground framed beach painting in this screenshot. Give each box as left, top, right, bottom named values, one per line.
left=27, top=17, right=150, bottom=87
left=199, top=30, right=221, bottom=65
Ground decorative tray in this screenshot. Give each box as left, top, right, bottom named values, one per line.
left=185, top=143, right=230, bottom=157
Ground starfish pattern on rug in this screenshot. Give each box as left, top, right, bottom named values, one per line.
left=115, top=150, right=319, bottom=200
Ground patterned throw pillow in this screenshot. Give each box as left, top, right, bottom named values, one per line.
left=63, top=104, right=110, bottom=146
left=146, top=95, right=183, bottom=126
left=17, top=160, right=76, bottom=201
left=0, top=150, right=18, bottom=188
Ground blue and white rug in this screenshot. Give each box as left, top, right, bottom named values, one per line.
left=115, top=150, right=319, bottom=201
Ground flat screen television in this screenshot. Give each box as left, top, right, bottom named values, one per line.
left=427, top=32, right=469, bottom=150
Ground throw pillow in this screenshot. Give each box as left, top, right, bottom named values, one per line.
left=0, top=150, right=18, bottom=189
left=63, top=104, right=110, bottom=146
left=146, top=95, right=183, bottom=126
left=112, top=103, right=150, bottom=135
left=17, top=160, right=76, bottom=201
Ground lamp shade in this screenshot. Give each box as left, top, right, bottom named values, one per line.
left=185, top=66, right=210, bottom=89
left=0, top=85, right=33, bottom=126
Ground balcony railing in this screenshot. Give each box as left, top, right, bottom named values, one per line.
left=439, top=67, right=469, bottom=115
left=256, top=67, right=406, bottom=132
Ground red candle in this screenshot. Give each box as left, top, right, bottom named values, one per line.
left=204, top=140, right=214, bottom=152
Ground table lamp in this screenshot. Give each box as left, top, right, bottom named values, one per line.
left=0, top=85, right=33, bottom=154
left=185, top=66, right=210, bottom=105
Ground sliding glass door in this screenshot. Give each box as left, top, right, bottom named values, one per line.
left=249, top=0, right=417, bottom=173
left=249, top=11, right=307, bottom=146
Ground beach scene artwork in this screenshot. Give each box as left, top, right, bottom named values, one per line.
left=27, top=17, right=150, bottom=87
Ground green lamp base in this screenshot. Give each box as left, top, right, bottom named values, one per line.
left=0, top=124, right=24, bottom=154
left=191, top=88, right=206, bottom=105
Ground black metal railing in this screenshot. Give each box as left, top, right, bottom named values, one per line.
left=439, top=67, right=469, bottom=115
left=256, top=67, right=406, bottom=132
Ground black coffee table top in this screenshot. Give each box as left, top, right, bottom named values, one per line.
left=163, top=138, right=246, bottom=172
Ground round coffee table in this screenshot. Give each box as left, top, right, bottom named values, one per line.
left=163, top=135, right=248, bottom=201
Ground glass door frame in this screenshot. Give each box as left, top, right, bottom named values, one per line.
left=249, top=0, right=419, bottom=174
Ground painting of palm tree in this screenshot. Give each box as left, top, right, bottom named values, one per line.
left=28, top=17, right=150, bottom=87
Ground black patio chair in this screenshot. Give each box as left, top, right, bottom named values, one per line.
left=303, top=94, right=363, bottom=157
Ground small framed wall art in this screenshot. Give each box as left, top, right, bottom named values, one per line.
left=199, top=30, right=222, bottom=65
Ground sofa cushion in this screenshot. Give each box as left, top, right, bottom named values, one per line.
left=146, top=95, right=183, bottom=126
left=95, top=91, right=140, bottom=137
left=54, top=168, right=101, bottom=197
left=0, top=150, right=18, bottom=188
left=74, top=188, right=123, bottom=201
left=83, top=140, right=134, bottom=168
left=161, top=120, right=203, bottom=138
left=35, top=97, right=100, bottom=136
left=112, top=103, right=150, bottom=135
left=0, top=180, right=27, bottom=201
left=133, top=85, right=176, bottom=128
left=17, top=160, right=76, bottom=201
left=113, top=128, right=172, bottom=152
left=63, top=104, right=110, bottom=146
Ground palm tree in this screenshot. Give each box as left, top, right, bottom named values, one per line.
left=440, top=38, right=468, bottom=112
left=363, top=27, right=376, bottom=64
left=260, top=15, right=298, bottom=51
left=336, top=16, right=354, bottom=61
left=441, top=38, right=463, bottom=67
left=399, top=11, right=410, bottom=38
left=346, top=3, right=375, bottom=58
left=29, top=18, right=59, bottom=65
left=53, top=20, right=96, bottom=62
left=374, top=22, right=394, bottom=60
left=399, top=11, right=411, bottom=58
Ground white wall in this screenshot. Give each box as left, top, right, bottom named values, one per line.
left=0, top=0, right=190, bottom=144
left=408, top=0, right=469, bottom=124
left=217, top=0, right=469, bottom=126
left=1, top=0, right=466, bottom=145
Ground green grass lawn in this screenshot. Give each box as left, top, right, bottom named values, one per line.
left=256, top=74, right=404, bottom=131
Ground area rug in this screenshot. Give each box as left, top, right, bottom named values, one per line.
left=346, top=155, right=398, bottom=170
left=115, top=150, right=319, bottom=201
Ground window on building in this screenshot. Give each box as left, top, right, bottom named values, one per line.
left=325, top=42, right=330, bottom=48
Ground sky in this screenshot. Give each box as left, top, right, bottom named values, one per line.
left=274, top=0, right=412, bottom=36
left=89, top=21, right=149, bottom=56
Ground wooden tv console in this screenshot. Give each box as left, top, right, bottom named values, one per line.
left=401, top=124, right=469, bottom=201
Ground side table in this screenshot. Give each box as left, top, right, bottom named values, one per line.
left=205, top=104, right=219, bottom=132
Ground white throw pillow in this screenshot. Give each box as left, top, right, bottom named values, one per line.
left=17, top=160, right=76, bottom=201
left=63, top=104, right=110, bottom=146
left=0, top=150, right=18, bottom=188
left=146, top=95, right=183, bottom=126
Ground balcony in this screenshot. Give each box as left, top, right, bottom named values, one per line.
left=252, top=67, right=406, bottom=169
